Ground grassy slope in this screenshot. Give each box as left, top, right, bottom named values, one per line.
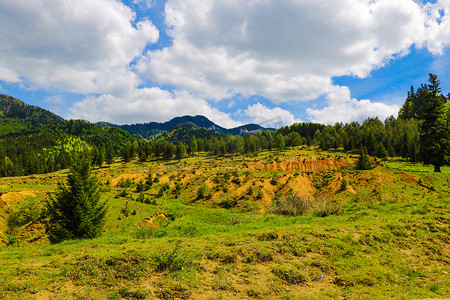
left=0, top=148, right=449, bottom=299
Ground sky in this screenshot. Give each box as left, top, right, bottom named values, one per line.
left=1, top=0, right=450, bottom=129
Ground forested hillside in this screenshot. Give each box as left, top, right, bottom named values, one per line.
left=0, top=94, right=63, bottom=136
left=0, top=96, right=139, bottom=177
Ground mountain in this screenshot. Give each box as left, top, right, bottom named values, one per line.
left=98, top=115, right=272, bottom=139
left=159, top=122, right=222, bottom=144
left=0, top=94, right=64, bottom=136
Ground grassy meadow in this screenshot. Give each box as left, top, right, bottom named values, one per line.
left=0, top=148, right=449, bottom=299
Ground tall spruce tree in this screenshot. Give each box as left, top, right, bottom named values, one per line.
left=45, top=158, right=107, bottom=243
left=188, top=135, right=198, bottom=155
left=355, top=147, right=373, bottom=170
left=419, top=74, right=450, bottom=172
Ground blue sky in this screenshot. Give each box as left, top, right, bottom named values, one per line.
left=1, top=0, right=449, bottom=128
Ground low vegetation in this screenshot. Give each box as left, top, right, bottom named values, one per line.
left=0, top=147, right=449, bottom=299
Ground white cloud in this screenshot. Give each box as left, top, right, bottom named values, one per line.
left=2, top=0, right=450, bottom=126
left=0, top=0, right=159, bottom=94
left=132, top=0, right=155, bottom=9
left=306, top=86, right=400, bottom=125
left=137, top=0, right=443, bottom=103
left=68, top=87, right=242, bottom=128
left=0, top=66, right=21, bottom=83
left=243, top=102, right=301, bottom=128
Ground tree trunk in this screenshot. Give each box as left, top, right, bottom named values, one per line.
left=434, top=165, right=441, bottom=172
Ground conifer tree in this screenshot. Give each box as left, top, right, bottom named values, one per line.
left=188, top=135, right=198, bottom=155
left=105, top=147, right=114, bottom=165
left=45, top=158, right=107, bottom=243
left=175, top=142, right=186, bottom=159
left=355, top=147, right=373, bottom=170
left=275, top=133, right=285, bottom=150
left=419, top=74, right=450, bottom=172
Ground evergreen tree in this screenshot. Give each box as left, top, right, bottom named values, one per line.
left=175, top=142, right=187, bottom=159
left=45, top=158, right=107, bottom=243
left=275, top=133, right=285, bottom=150
left=419, top=74, right=450, bottom=172
left=121, top=143, right=131, bottom=162
left=163, top=141, right=176, bottom=160
left=188, top=135, right=198, bottom=155
left=355, top=147, right=373, bottom=170
left=95, top=146, right=104, bottom=167
left=105, top=147, right=113, bottom=165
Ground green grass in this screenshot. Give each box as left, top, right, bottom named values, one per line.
left=0, top=151, right=449, bottom=299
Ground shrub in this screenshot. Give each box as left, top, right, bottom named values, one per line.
left=136, top=180, right=144, bottom=193
left=256, top=190, right=264, bottom=199
left=247, top=186, right=253, bottom=195
left=218, top=197, right=237, bottom=209
left=153, top=241, right=188, bottom=272
left=231, top=177, right=241, bottom=185
left=157, top=183, right=170, bottom=197
left=269, top=193, right=310, bottom=216
left=7, top=197, right=41, bottom=233
left=339, top=178, right=348, bottom=191
left=136, top=193, right=145, bottom=203
left=311, top=198, right=342, bottom=217
left=270, top=176, right=279, bottom=185
left=272, top=266, right=307, bottom=284
left=196, top=184, right=208, bottom=200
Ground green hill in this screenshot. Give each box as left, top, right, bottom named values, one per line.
left=0, top=94, right=64, bottom=136
left=0, top=95, right=139, bottom=177
left=158, top=122, right=222, bottom=144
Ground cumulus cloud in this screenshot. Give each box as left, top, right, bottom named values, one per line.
left=137, top=0, right=444, bottom=103
left=0, top=0, right=159, bottom=94
left=2, top=0, right=450, bottom=126
left=306, top=86, right=400, bottom=125
left=242, top=103, right=301, bottom=128
left=68, top=87, right=242, bottom=128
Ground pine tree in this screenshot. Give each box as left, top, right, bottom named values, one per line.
left=175, top=142, right=186, bottom=159
left=419, top=74, right=450, bottom=172
left=355, top=147, right=373, bottom=170
left=188, top=135, right=198, bottom=155
left=275, top=133, right=285, bottom=150
left=105, top=147, right=113, bottom=165
left=45, top=158, right=107, bottom=243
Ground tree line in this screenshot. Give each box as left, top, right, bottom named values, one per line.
left=1, top=74, right=449, bottom=177
left=133, top=74, right=449, bottom=172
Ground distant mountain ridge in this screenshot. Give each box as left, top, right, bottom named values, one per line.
left=159, top=122, right=222, bottom=144
left=97, top=115, right=272, bottom=139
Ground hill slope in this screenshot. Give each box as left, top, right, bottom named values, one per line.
left=0, top=148, right=449, bottom=299
left=157, top=122, right=222, bottom=144
left=0, top=95, right=139, bottom=177
left=0, top=94, right=64, bottom=136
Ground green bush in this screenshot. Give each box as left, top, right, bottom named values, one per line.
left=196, top=184, right=208, bottom=200
left=157, top=183, right=170, bottom=197
left=269, top=193, right=310, bottom=216
left=153, top=242, right=188, bottom=272
left=272, top=266, right=307, bottom=284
